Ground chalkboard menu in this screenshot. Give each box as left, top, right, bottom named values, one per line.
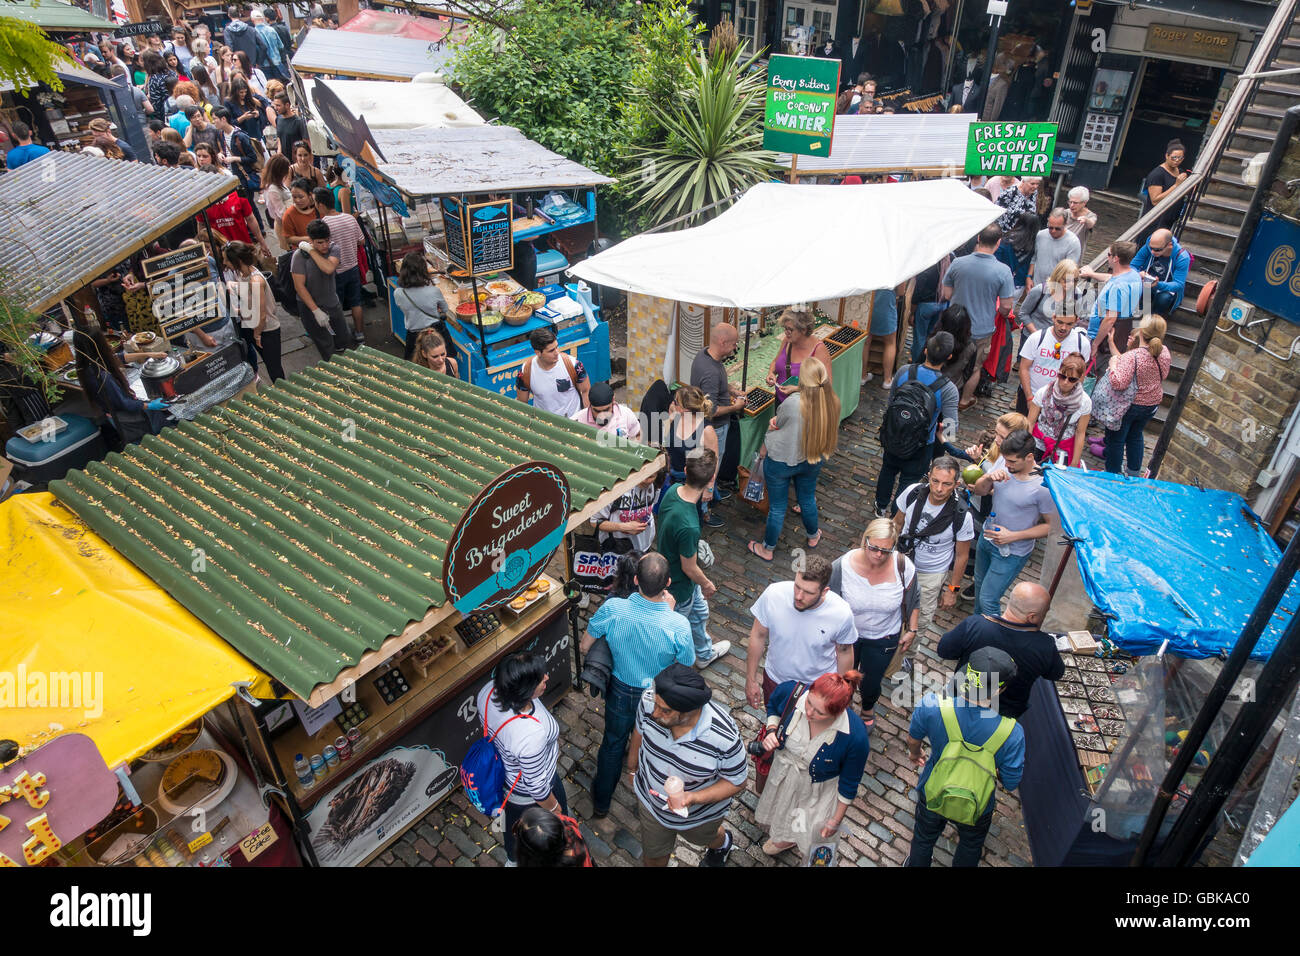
left=467, top=200, right=514, bottom=277
left=440, top=197, right=468, bottom=271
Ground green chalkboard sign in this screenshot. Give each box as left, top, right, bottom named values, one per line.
left=763, top=55, right=840, bottom=158
left=965, top=122, right=1058, bottom=177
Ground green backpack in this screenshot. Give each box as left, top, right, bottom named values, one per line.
left=923, top=696, right=1016, bottom=826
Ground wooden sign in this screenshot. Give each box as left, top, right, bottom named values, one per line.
left=1145, top=24, right=1237, bottom=64
left=442, top=461, right=570, bottom=613
left=141, top=244, right=207, bottom=279
left=440, top=196, right=468, bottom=272
left=114, top=21, right=166, bottom=39
left=467, top=199, right=514, bottom=276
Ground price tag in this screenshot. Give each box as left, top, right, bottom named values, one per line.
left=188, top=832, right=213, bottom=853
left=240, top=822, right=278, bottom=862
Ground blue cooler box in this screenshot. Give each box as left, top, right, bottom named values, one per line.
left=5, top=415, right=106, bottom=484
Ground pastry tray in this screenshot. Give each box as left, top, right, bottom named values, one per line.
left=502, top=576, right=557, bottom=616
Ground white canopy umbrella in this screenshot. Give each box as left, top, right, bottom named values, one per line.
left=570, top=179, right=1002, bottom=308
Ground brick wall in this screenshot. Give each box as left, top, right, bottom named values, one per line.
left=1162, top=132, right=1300, bottom=504
left=1162, top=315, right=1300, bottom=501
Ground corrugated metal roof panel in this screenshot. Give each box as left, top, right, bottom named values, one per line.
left=50, top=348, right=659, bottom=700
left=291, top=26, right=454, bottom=79
left=0, top=152, right=235, bottom=312
left=370, top=125, right=615, bottom=198
left=773, top=112, right=976, bottom=174
left=0, top=0, right=114, bottom=30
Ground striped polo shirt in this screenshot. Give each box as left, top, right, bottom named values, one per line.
left=634, top=688, right=747, bottom=830
left=587, top=593, right=695, bottom=688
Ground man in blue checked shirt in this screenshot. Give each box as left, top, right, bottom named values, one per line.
left=582, top=552, right=695, bottom=827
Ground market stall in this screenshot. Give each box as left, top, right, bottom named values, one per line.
left=1, top=153, right=256, bottom=479
left=305, top=96, right=615, bottom=394
left=49, top=348, right=662, bottom=866
left=1, top=62, right=148, bottom=163
left=0, top=492, right=295, bottom=868
left=1016, top=468, right=1299, bottom=866
left=574, top=179, right=1000, bottom=462
left=302, top=77, right=482, bottom=132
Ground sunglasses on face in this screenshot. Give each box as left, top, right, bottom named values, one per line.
left=1060, top=374, right=1081, bottom=382
left=1149, top=245, right=1167, bottom=253
left=866, top=544, right=894, bottom=555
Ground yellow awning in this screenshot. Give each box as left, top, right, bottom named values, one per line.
left=0, top=493, right=273, bottom=769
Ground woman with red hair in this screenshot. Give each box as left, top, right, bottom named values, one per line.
left=753, top=670, right=871, bottom=858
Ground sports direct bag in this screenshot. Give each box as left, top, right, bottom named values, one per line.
left=880, top=365, right=945, bottom=458
left=923, top=696, right=1015, bottom=826
left=460, top=688, right=535, bottom=817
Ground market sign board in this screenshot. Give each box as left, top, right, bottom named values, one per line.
left=1232, top=212, right=1300, bottom=326
left=0, top=734, right=117, bottom=867
left=443, top=461, right=570, bottom=613
left=763, top=54, right=840, bottom=157
left=440, top=196, right=468, bottom=272
left=965, top=122, right=1057, bottom=176
left=1145, top=24, right=1237, bottom=64
left=114, top=21, right=166, bottom=39
left=467, top=200, right=514, bottom=276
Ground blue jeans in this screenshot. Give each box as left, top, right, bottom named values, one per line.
left=1105, top=402, right=1159, bottom=475
left=906, top=795, right=994, bottom=867
left=592, top=677, right=642, bottom=814
left=1151, top=289, right=1177, bottom=316
left=762, top=457, right=821, bottom=550
left=911, top=301, right=945, bottom=362
left=972, top=535, right=1031, bottom=617
left=679, top=584, right=714, bottom=660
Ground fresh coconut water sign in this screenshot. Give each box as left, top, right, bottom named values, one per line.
left=965, top=122, right=1058, bottom=177
left=764, top=55, right=841, bottom=157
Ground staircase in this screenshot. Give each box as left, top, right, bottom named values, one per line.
left=1156, top=20, right=1300, bottom=427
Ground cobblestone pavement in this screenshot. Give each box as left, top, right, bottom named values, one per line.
left=365, top=367, right=1112, bottom=869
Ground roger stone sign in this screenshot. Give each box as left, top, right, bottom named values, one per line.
left=965, top=122, right=1058, bottom=176
left=443, top=462, right=570, bottom=613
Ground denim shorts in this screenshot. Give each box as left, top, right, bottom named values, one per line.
left=871, top=291, right=899, bottom=335
left=335, top=265, right=363, bottom=309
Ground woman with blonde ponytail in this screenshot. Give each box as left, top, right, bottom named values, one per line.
left=1103, top=314, right=1171, bottom=475
left=748, top=358, right=841, bottom=561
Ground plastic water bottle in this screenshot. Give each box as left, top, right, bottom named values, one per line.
left=987, top=512, right=1012, bottom=558
left=294, top=753, right=315, bottom=791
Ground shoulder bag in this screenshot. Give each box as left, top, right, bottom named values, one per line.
left=752, top=681, right=806, bottom=795
left=1090, top=354, right=1137, bottom=431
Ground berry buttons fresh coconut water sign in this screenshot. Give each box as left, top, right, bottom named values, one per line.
left=764, top=55, right=841, bottom=157
left=443, top=462, right=570, bottom=613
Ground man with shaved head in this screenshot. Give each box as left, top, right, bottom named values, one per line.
left=936, top=582, right=1064, bottom=719
left=1131, top=228, right=1191, bottom=318
left=689, top=322, right=748, bottom=499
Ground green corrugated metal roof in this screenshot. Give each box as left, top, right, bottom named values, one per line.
left=0, top=0, right=115, bottom=30
left=50, top=348, right=658, bottom=700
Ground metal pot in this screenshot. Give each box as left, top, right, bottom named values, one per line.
left=139, top=354, right=182, bottom=399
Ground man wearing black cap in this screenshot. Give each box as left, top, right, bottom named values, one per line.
left=569, top=381, right=641, bottom=441
left=626, top=663, right=747, bottom=866
left=904, top=646, right=1026, bottom=867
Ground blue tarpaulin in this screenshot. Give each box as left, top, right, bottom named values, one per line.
left=1042, top=468, right=1298, bottom=661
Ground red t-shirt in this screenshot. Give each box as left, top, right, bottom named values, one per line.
left=199, top=193, right=254, bottom=245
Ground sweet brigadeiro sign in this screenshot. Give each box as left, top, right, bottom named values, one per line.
left=443, top=462, right=571, bottom=613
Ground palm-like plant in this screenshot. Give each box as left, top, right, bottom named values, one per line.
left=628, top=33, right=774, bottom=228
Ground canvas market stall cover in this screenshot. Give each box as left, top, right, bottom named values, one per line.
left=573, top=179, right=1001, bottom=464
left=0, top=493, right=298, bottom=868
left=303, top=78, right=482, bottom=131
left=49, top=349, right=662, bottom=866
left=291, top=26, right=456, bottom=80
left=772, top=112, right=977, bottom=177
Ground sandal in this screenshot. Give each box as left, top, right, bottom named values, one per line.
left=859, top=711, right=876, bottom=727
left=792, top=503, right=802, bottom=514
left=807, top=530, right=822, bottom=549
left=762, top=839, right=797, bottom=856
left=747, top=540, right=774, bottom=562
left=958, top=398, right=977, bottom=411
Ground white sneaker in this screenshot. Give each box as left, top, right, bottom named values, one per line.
left=861, top=372, right=874, bottom=387
left=504, top=858, right=517, bottom=868
left=695, top=641, right=732, bottom=668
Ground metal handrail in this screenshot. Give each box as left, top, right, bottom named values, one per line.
left=1082, top=0, right=1299, bottom=273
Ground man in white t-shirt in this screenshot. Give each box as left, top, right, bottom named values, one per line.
left=893, top=457, right=975, bottom=669
left=744, top=555, right=857, bottom=707
left=1016, top=311, right=1090, bottom=415
left=516, top=326, right=590, bottom=418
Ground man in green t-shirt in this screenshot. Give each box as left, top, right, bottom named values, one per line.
left=656, top=448, right=731, bottom=668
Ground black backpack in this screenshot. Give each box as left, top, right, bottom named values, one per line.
left=880, top=365, right=946, bottom=459
left=897, top=484, right=969, bottom=560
